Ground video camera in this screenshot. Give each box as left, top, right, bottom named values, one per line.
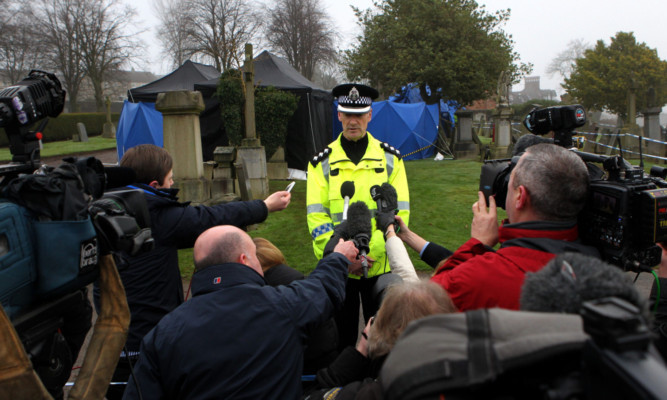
left=480, top=104, right=667, bottom=272
left=0, top=71, right=153, bottom=397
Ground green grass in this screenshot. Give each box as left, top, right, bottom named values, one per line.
left=0, top=136, right=117, bottom=161
left=178, top=158, right=508, bottom=279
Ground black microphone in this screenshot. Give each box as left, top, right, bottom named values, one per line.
left=370, top=184, right=383, bottom=210
left=340, top=181, right=355, bottom=221
left=371, top=183, right=399, bottom=233
left=104, top=167, right=137, bottom=189
left=347, top=201, right=372, bottom=278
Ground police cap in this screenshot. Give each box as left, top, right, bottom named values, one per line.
left=333, top=83, right=379, bottom=114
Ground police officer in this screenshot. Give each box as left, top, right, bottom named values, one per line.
left=307, top=83, right=410, bottom=349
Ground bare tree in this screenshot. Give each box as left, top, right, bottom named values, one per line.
left=154, top=0, right=195, bottom=69
left=547, top=38, right=591, bottom=80
left=185, top=0, right=262, bottom=71
left=76, top=0, right=140, bottom=111
left=265, top=0, right=337, bottom=80
left=35, top=0, right=87, bottom=112
left=0, top=3, right=45, bottom=84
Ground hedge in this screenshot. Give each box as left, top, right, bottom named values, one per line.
left=0, top=112, right=120, bottom=146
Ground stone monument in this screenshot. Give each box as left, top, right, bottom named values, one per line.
left=102, top=96, right=116, bottom=139
left=492, top=70, right=514, bottom=157
left=236, top=43, right=269, bottom=200
left=155, top=90, right=208, bottom=203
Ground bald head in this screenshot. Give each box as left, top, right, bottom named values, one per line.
left=193, top=226, right=262, bottom=275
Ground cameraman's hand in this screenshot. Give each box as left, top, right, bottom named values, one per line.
left=334, top=239, right=359, bottom=264
left=264, top=191, right=291, bottom=212
left=471, top=191, right=499, bottom=247
left=657, top=242, right=667, bottom=278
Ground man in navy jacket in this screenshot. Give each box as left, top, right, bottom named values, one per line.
left=123, top=225, right=358, bottom=400
left=97, top=144, right=291, bottom=399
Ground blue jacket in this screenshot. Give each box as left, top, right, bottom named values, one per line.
left=123, top=253, right=349, bottom=400
left=97, top=183, right=269, bottom=351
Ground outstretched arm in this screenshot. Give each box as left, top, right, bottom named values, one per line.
left=263, top=190, right=291, bottom=212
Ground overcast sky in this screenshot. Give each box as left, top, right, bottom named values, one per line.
left=131, top=0, right=667, bottom=96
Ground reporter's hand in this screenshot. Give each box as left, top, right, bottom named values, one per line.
left=334, top=239, right=359, bottom=264
left=394, top=215, right=410, bottom=241
left=347, top=255, right=375, bottom=276
left=263, top=191, right=291, bottom=212
left=471, top=191, right=499, bottom=247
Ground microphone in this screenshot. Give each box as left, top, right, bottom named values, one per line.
left=347, top=201, right=372, bottom=278
left=371, top=183, right=399, bottom=233
left=340, top=181, right=355, bottom=221
left=104, top=167, right=137, bottom=189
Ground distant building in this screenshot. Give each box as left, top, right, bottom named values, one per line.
left=510, top=76, right=558, bottom=104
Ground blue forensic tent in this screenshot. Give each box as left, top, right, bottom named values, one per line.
left=116, top=101, right=163, bottom=160
left=332, top=101, right=440, bottom=161
left=390, top=83, right=460, bottom=126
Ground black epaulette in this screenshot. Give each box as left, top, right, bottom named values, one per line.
left=310, top=147, right=332, bottom=167
left=380, top=142, right=401, bottom=159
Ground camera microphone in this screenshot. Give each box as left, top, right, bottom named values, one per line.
left=347, top=201, right=372, bottom=278
left=341, top=181, right=355, bottom=221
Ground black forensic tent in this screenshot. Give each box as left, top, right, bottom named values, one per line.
left=127, top=60, right=228, bottom=160
left=194, top=51, right=333, bottom=170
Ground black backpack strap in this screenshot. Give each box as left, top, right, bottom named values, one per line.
left=385, top=310, right=497, bottom=400
left=466, top=309, right=497, bottom=384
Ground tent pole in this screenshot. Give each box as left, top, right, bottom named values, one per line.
left=307, top=92, right=316, bottom=151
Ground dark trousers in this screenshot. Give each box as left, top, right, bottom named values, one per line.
left=335, top=276, right=381, bottom=351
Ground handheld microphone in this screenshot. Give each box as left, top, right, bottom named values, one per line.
left=371, top=183, right=399, bottom=233
left=347, top=201, right=372, bottom=278
left=341, top=181, right=355, bottom=221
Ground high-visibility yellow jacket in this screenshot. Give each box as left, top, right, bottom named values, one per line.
left=307, top=132, right=410, bottom=278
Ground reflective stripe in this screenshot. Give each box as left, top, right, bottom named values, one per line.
left=311, top=223, right=333, bottom=239
left=322, top=158, right=330, bottom=184
left=397, top=201, right=410, bottom=211
left=307, top=204, right=329, bottom=215
left=385, top=152, right=394, bottom=178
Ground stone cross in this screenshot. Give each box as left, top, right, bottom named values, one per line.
left=496, top=70, right=511, bottom=107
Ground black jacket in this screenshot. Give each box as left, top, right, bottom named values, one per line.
left=97, top=183, right=269, bottom=351
left=123, top=254, right=350, bottom=400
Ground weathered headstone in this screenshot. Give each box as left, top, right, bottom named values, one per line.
left=74, top=122, right=88, bottom=142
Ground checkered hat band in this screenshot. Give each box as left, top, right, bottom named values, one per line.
left=337, top=96, right=372, bottom=106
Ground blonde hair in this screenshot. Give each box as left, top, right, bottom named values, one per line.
left=253, top=237, right=286, bottom=272
left=367, top=281, right=456, bottom=358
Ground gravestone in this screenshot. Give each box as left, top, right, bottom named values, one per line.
left=73, top=122, right=88, bottom=142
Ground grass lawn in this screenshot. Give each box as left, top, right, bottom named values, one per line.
left=178, top=158, right=508, bottom=279
left=0, top=136, right=116, bottom=162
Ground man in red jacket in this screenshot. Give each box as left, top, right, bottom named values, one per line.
left=397, top=143, right=598, bottom=311
left=433, top=143, right=599, bottom=310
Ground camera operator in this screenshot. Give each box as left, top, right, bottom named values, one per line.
left=95, top=144, right=291, bottom=399
left=398, top=144, right=599, bottom=311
